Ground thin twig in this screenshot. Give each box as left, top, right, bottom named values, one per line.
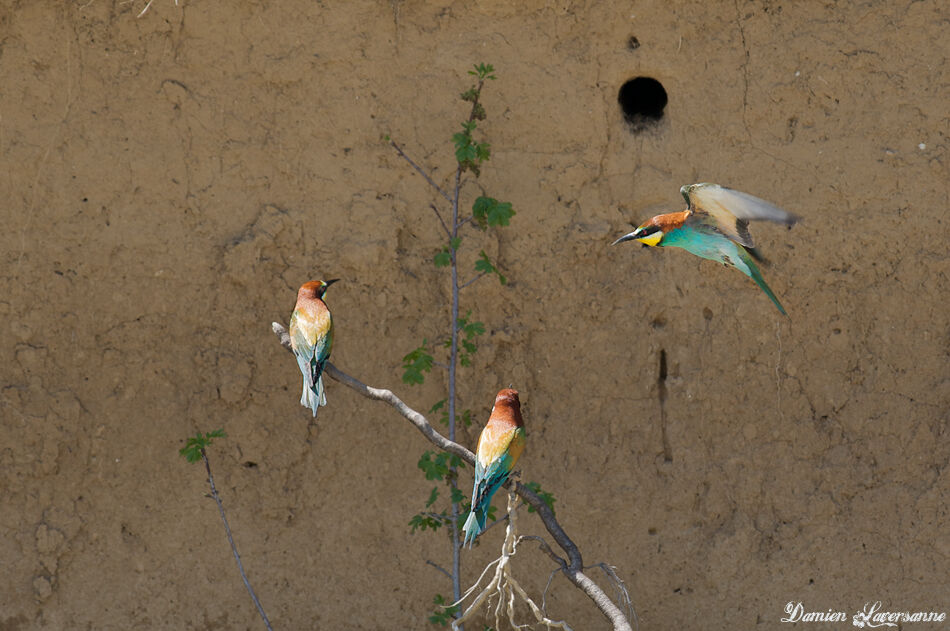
left=390, top=140, right=453, bottom=203
left=478, top=500, right=529, bottom=535
left=429, top=203, right=452, bottom=238
left=588, top=563, right=637, bottom=630
left=458, top=273, right=487, bottom=290
left=517, top=535, right=566, bottom=568
left=426, top=559, right=453, bottom=580
left=201, top=449, right=274, bottom=631
left=271, top=322, right=635, bottom=631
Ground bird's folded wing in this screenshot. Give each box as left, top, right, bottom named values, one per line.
left=477, top=425, right=525, bottom=466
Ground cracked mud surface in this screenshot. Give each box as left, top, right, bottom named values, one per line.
left=1, top=2, right=947, bottom=629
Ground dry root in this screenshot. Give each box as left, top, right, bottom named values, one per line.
left=452, top=491, right=573, bottom=631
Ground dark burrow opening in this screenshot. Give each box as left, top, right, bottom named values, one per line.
left=618, top=76, right=667, bottom=132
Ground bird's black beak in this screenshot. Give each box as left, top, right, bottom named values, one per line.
left=325, top=279, right=340, bottom=287
left=611, top=231, right=639, bottom=246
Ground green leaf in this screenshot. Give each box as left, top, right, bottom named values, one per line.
left=179, top=429, right=227, bottom=464
left=455, top=144, right=477, bottom=164
left=474, top=254, right=495, bottom=275
left=525, top=481, right=557, bottom=515
left=449, top=236, right=462, bottom=251
left=418, top=451, right=458, bottom=481
left=434, top=247, right=450, bottom=267
left=429, top=594, right=460, bottom=626
left=409, top=512, right=446, bottom=533
left=450, top=487, right=465, bottom=504
left=472, top=196, right=515, bottom=229
left=452, top=132, right=470, bottom=151
left=476, top=251, right=508, bottom=285
left=471, top=196, right=492, bottom=229
left=402, top=343, right=434, bottom=385
left=425, top=486, right=439, bottom=508
left=462, top=320, right=485, bottom=338
left=475, top=142, right=491, bottom=161
left=471, top=62, right=496, bottom=80
left=429, top=399, right=446, bottom=414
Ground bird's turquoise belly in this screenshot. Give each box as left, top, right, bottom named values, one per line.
left=662, top=228, right=753, bottom=277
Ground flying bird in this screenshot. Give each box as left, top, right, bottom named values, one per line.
left=612, top=183, right=799, bottom=314
left=463, top=388, right=526, bottom=547
left=289, top=279, right=338, bottom=417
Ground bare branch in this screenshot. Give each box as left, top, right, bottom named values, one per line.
left=390, top=140, right=453, bottom=203
left=273, top=322, right=470, bottom=461
left=517, top=535, right=566, bottom=569
left=201, top=450, right=274, bottom=631
left=429, top=203, right=452, bottom=239
left=426, top=559, right=453, bottom=580
left=459, top=273, right=487, bottom=290
left=271, top=322, right=634, bottom=631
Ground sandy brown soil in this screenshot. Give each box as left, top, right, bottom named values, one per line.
left=1, top=1, right=947, bottom=629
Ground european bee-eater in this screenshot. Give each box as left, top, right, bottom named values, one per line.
left=612, top=183, right=799, bottom=314
left=463, top=388, right=526, bottom=547
left=289, top=279, right=338, bottom=417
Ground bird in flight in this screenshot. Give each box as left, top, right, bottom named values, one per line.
left=612, top=183, right=799, bottom=314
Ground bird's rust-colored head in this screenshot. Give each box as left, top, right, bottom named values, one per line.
left=493, top=388, right=523, bottom=426
left=612, top=211, right=690, bottom=248
left=298, top=279, right=339, bottom=301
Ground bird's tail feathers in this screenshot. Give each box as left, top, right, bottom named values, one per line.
left=745, top=246, right=768, bottom=264
left=743, top=254, right=788, bottom=316
left=462, top=507, right=486, bottom=548
left=300, top=374, right=327, bottom=417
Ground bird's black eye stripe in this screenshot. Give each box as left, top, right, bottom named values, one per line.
left=637, top=225, right=660, bottom=237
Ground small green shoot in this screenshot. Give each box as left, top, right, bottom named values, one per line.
left=469, top=63, right=496, bottom=81
left=179, top=429, right=227, bottom=463
left=475, top=250, right=507, bottom=285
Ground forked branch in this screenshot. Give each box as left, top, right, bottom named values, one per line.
left=272, top=322, right=633, bottom=631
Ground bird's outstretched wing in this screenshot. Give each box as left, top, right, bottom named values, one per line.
left=681, top=183, right=799, bottom=248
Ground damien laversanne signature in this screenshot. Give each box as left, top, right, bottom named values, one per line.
left=782, top=601, right=947, bottom=626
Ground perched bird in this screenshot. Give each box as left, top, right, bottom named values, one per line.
left=612, top=183, right=799, bottom=315
left=463, top=388, right=526, bottom=547
left=289, top=279, right=338, bottom=417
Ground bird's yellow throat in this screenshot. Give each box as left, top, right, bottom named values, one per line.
left=637, top=231, right=663, bottom=247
